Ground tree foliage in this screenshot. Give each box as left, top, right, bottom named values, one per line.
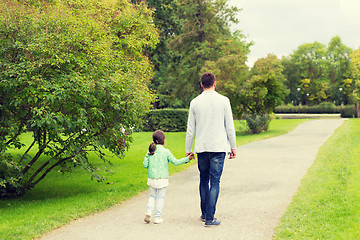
left=241, top=54, right=288, bottom=115
left=350, top=48, right=360, bottom=117
left=240, top=54, right=288, bottom=133
left=131, top=0, right=183, bottom=109
left=0, top=0, right=158, bottom=197
left=281, top=36, right=353, bottom=106
left=152, top=0, right=251, bottom=108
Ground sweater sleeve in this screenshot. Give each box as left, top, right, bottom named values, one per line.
left=143, top=154, right=150, bottom=169
left=167, top=150, right=189, bottom=166
left=185, top=101, right=195, bottom=153
left=224, top=98, right=237, bottom=149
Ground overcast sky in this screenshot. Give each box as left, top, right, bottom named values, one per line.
left=227, top=0, right=360, bottom=67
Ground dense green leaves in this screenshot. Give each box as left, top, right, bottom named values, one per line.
left=281, top=36, right=353, bottom=106
left=151, top=0, right=251, bottom=108
left=350, top=48, right=360, bottom=117
left=241, top=54, right=288, bottom=116
left=237, top=54, right=288, bottom=133
left=0, top=0, right=158, bottom=197
left=143, top=109, right=189, bottom=132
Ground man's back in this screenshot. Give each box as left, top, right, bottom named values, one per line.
left=185, top=90, right=236, bottom=154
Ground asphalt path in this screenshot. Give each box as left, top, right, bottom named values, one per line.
left=40, top=119, right=345, bottom=240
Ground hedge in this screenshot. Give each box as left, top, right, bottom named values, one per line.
left=274, top=103, right=341, bottom=114
left=143, top=109, right=189, bottom=132
left=274, top=103, right=356, bottom=118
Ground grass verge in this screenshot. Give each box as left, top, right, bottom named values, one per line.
left=273, top=119, right=360, bottom=239
left=0, top=119, right=307, bottom=240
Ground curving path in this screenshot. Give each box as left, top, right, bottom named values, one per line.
left=40, top=119, right=345, bottom=240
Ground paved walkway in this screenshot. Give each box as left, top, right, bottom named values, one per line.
left=40, top=119, right=344, bottom=240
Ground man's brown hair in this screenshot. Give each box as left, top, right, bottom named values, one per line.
left=201, top=72, right=216, bottom=89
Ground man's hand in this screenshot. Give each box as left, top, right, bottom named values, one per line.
left=186, top=152, right=195, bottom=160
left=229, top=149, right=236, bottom=159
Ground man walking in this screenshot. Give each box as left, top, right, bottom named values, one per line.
left=186, top=72, right=237, bottom=227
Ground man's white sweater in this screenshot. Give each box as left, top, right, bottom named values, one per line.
left=185, top=90, right=236, bottom=154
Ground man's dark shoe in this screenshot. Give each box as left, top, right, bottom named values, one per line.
left=200, top=215, right=206, bottom=222
left=205, top=218, right=221, bottom=227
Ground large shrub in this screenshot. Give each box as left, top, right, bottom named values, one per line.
left=143, top=109, right=189, bottom=132
left=0, top=0, right=158, bottom=197
left=340, top=106, right=355, bottom=118
left=244, top=114, right=271, bottom=134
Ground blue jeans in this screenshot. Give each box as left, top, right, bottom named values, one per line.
left=197, top=152, right=226, bottom=221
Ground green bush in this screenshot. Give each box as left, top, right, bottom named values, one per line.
left=307, top=102, right=341, bottom=113
left=274, top=103, right=342, bottom=114
left=244, top=114, right=271, bottom=134
left=143, top=109, right=189, bottom=132
left=274, top=104, right=301, bottom=113
left=340, top=105, right=354, bottom=118
left=0, top=154, right=23, bottom=198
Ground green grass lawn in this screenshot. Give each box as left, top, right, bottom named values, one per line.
left=274, top=119, right=360, bottom=239
left=235, top=118, right=308, bottom=146
left=0, top=119, right=307, bottom=240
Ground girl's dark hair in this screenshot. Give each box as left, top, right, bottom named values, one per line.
left=148, top=130, right=165, bottom=155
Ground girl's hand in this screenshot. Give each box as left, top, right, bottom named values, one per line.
left=186, top=152, right=195, bottom=160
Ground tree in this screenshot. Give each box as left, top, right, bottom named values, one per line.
left=281, top=36, right=353, bottom=105
left=156, top=0, right=250, bottom=108
left=327, top=36, right=352, bottom=83
left=132, top=0, right=184, bottom=108
left=287, top=42, right=328, bottom=105
left=327, top=36, right=353, bottom=104
left=0, top=0, right=158, bottom=197
left=350, top=49, right=360, bottom=117
left=280, top=56, right=302, bottom=104
left=240, top=54, right=288, bottom=133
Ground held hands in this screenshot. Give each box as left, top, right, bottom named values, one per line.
left=186, top=150, right=235, bottom=160
left=186, top=152, right=195, bottom=161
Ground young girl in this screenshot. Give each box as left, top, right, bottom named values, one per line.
left=143, top=130, right=193, bottom=224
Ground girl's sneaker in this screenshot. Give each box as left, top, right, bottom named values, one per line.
left=144, top=211, right=151, bottom=223
left=154, top=217, right=164, bottom=224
